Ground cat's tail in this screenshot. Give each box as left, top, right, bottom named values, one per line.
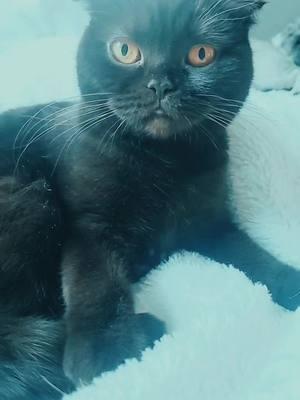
left=0, top=312, right=74, bottom=400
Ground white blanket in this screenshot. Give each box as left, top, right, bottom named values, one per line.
left=1, top=2, right=300, bottom=399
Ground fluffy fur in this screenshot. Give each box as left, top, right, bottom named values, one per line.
left=65, top=252, right=300, bottom=400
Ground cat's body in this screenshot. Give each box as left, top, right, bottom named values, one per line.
left=1, top=0, right=300, bottom=399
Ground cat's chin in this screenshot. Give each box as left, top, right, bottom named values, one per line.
left=144, top=116, right=173, bottom=139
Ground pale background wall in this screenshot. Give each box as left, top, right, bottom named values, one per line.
left=253, top=0, right=300, bottom=39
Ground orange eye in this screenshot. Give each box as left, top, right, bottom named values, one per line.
left=187, top=45, right=216, bottom=67
left=110, top=39, right=142, bottom=65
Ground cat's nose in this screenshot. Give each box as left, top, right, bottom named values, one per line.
left=147, top=79, right=174, bottom=99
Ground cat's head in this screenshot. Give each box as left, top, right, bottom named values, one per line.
left=77, top=0, right=264, bottom=139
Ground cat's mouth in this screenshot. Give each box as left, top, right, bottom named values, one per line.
left=145, top=116, right=172, bottom=138
left=152, top=102, right=170, bottom=118
left=144, top=108, right=173, bottom=138
left=153, top=108, right=166, bottom=117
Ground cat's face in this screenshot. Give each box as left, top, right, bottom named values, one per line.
left=78, top=0, right=263, bottom=139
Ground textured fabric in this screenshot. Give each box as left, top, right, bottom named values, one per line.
left=66, top=252, right=300, bottom=400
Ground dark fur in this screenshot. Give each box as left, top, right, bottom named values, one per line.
left=1, top=0, right=299, bottom=398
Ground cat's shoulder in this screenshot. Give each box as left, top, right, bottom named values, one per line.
left=0, top=101, right=73, bottom=145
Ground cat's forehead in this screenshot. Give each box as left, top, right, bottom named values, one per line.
left=88, top=0, right=261, bottom=21
left=89, top=0, right=258, bottom=45
left=90, top=0, right=215, bottom=46
left=93, top=0, right=199, bottom=32
left=91, top=0, right=198, bottom=14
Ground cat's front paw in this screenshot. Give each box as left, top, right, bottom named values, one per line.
left=63, top=313, right=166, bottom=386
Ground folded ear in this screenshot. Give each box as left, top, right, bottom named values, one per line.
left=248, top=0, right=266, bottom=18
left=253, top=0, right=266, bottom=10
left=250, top=0, right=266, bottom=10
left=245, top=0, right=266, bottom=25
left=204, top=0, right=266, bottom=25
left=223, top=0, right=266, bottom=11
left=232, top=0, right=266, bottom=19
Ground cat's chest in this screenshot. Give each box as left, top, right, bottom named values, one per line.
left=162, top=166, right=227, bottom=244
left=60, top=141, right=227, bottom=237
left=126, top=169, right=228, bottom=279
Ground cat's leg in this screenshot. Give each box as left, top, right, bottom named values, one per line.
left=204, top=223, right=300, bottom=311
left=0, top=177, right=73, bottom=398
left=0, top=176, right=63, bottom=316
left=0, top=311, right=73, bottom=400
left=62, top=222, right=165, bottom=385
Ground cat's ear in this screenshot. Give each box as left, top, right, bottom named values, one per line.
left=247, top=0, right=266, bottom=20
left=216, top=0, right=266, bottom=26
left=249, top=0, right=266, bottom=11
left=246, top=0, right=266, bottom=27
left=235, top=0, right=266, bottom=20
left=195, top=0, right=266, bottom=36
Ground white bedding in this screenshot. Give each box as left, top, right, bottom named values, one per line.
left=1, top=1, right=300, bottom=399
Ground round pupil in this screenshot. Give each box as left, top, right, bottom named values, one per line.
left=121, top=44, right=129, bottom=57
left=198, top=47, right=206, bottom=61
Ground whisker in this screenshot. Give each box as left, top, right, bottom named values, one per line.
left=14, top=90, right=120, bottom=152
left=200, top=0, right=254, bottom=31
left=108, top=119, right=127, bottom=153
left=16, top=101, right=110, bottom=151
left=199, top=122, right=220, bottom=150
left=97, top=118, right=122, bottom=154
left=13, top=108, right=114, bottom=177
left=40, top=376, right=66, bottom=397
left=50, top=111, right=116, bottom=176
left=14, top=91, right=115, bottom=148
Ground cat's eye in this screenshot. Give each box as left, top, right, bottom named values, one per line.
left=110, top=39, right=142, bottom=65
left=187, top=45, right=216, bottom=67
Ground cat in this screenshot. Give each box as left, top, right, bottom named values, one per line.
left=1, top=0, right=300, bottom=398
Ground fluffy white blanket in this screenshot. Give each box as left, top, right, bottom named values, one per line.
left=1, top=2, right=300, bottom=399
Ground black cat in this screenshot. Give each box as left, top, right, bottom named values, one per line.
left=1, top=0, right=299, bottom=398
